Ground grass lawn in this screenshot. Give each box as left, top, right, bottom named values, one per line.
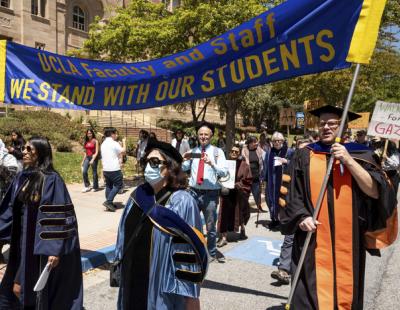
left=53, top=152, right=138, bottom=184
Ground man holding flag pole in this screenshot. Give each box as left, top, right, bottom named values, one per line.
left=280, top=1, right=398, bottom=309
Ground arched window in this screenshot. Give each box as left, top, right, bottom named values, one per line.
left=0, top=0, right=10, bottom=8
left=72, top=6, right=86, bottom=31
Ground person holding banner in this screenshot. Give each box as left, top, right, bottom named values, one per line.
left=0, top=136, right=83, bottom=309
left=280, top=105, right=397, bottom=310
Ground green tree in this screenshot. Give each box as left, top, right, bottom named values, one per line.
left=74, top=0, right=269, bottom=151
left=72, top=0, right=399, bottom=149
left=270, top=0, right=400, bottom=114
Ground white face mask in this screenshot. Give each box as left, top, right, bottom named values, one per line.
left=144, top=163, right=164, bottom=185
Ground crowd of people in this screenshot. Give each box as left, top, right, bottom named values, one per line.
left=0, top=104, right=398, bottom=309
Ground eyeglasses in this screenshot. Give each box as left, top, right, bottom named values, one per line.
left=272, top=140, right=283, bottom=143
left=22, top=145, right=34, bottom=153
left=319, top=120, right=340, bottom=128
left=230, top=149, right=240, bottom=154
left=146, top=157, right=168, bottom=168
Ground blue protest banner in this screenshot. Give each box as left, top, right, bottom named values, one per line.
left=0, top=0, right=387, bottom=110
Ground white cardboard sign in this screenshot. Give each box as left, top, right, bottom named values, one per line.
left=220, top=160, right=236, bottom=189
left=367, top=101, right=400, bottom=140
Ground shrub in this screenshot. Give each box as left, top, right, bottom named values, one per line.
left=56, top=139, right=73, bottom=152
left=126, top=137, right=137, bottom=156
left=0, top=110, right=85, bottom=150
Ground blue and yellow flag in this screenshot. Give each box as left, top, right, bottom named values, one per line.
left=0, top=0, right=387, bottom=110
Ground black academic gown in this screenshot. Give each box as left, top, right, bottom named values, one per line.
left=280, top=142, right=397, bottom=310
left=0, top=171, right=83, bottom=310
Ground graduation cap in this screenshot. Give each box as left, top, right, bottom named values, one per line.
left=195, top=121, right=215, bottom=135
left=309, top=105, right=361, bottom=121
left=145, top=139, right=183, bottom=164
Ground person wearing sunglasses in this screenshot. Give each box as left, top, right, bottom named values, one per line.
left=217, top=145, right=252, bottom=247
left=115, top=140, right=207, bottom=310
left=0, top=136, right=83, bottom=309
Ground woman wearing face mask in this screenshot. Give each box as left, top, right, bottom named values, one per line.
left=0, top=136, right=83, bottom=309
left=115, top=140, right=208, bottom=310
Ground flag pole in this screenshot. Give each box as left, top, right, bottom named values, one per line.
left=285, top=63, right=362, bottom=310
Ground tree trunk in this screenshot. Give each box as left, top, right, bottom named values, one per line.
left=225, top=94, right=238, bottom=154
left=190, top=100, right=198, bottom=123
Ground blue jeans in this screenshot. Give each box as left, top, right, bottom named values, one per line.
left=251, top=179, right=261, bottom=206
left=103, top=170, right=123, bottom=204
left=278, top=234, right=294, bottom=273
left=82, top=156, right=99, bottom=189
left=191, top=189, right=219, bottom=257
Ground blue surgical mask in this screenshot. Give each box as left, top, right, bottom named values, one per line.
left=144, top=163, right=164, bottom=185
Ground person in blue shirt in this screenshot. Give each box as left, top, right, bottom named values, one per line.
left=115, top=140, right=208, bottom=310
left=182, top=122, right=228, bottom=262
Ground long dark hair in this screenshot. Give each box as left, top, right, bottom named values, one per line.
left=142, top=149, right=187, bottom=190
left=19, top=136, right=55, bottom=204
left=85, top=129, right=96, bottom=144
left=28, top=136, right=55, bottom=173
left=11, top=129, right=23, bottom=140
left=11, top=129, right=25, bottom=147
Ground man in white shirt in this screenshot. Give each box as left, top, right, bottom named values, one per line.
left=171, top=129, right=191, bottom=155
left=101, top=127, right=126, bottom=212
left=182, top=122, right=228, bottom=262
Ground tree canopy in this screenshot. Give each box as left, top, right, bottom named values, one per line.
left=74, top=0, right=400, bottom=136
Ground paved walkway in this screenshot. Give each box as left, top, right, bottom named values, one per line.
left=70, top=182, right=135, bottom=270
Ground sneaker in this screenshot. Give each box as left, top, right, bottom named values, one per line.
left=82, top=187, right=92, bottom=193
left=217, top=239, right=228, bottom=248
left=103, top=201, right=116, bottom=212
left=271, top=269, right=290, bottom=285
left=209, top=251, right=226, bottom=263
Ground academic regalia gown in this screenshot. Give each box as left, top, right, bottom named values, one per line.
left=115, top=183, right=208, bottom=310
left=264, top=145, right=293, bottom=222
left=0, top=171, right=83, bottom=310
left=280, top=142, right=397, bottom=310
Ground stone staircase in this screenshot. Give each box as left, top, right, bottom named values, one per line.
left=84, top=115, right=173, bottom=143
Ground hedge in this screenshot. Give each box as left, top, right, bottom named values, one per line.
left=0, top=110, right=85, bottom=151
